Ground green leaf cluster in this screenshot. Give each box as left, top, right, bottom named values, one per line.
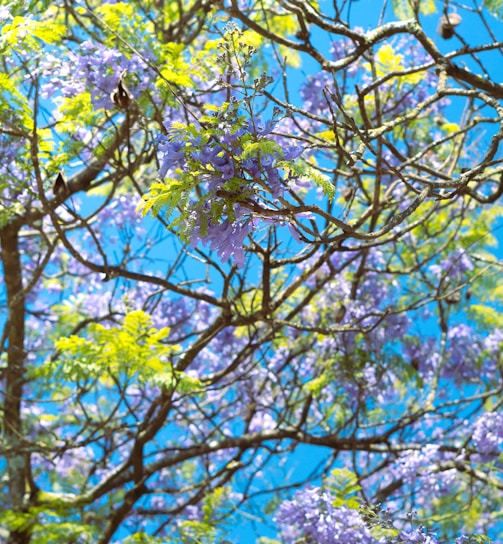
left=325, top=468, right=363, bottom=510
left=0, top=72, right=32, bottom=130
left=123, top=534, right=167, bottom=544
left=94, top=2, right=155, bottom=49
left=0, top=507, right=96, bottom=544
left=392, top=0, right=436, bottom=19
left=483, top=0, right=503, bottom=18
left=0, top=14, right=65, bottom=54
left=175, top=487, right=233, bottom=543
left=47, top=310, right=201, bottom=392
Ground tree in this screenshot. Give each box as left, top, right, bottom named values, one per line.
left=1, top=0, right=502, bottom=542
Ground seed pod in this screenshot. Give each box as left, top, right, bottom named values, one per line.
left=411, top=357, right=420, bottom=371
left=53, top=172, right=68, bottom=196
left=334, top=304, right=346, bottom=323
left=445, top=290, right=461, bottom=305
left=342, top=186, right=355, bottom=202
left=438, top=12, right=462, bottom=39
left=111, top=70, right=132, bottom=109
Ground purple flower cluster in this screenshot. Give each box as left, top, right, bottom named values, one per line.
left=428, top=248, right=474, bottom=283
left=300, top=72, right=334, bottom=112
left=274, top=484, right=490, bottom=544
left=0, top=135, right=35, bottom=209
left=472, top=412, right=503, bottom=460
left=482, top=329, right=503, bottom=374
left=275, top=487, right=378, bottom=544
left=298, top=30, right=365, bottom=116
left=391, top=445, right=441, bottom=481
left=275, top=486, right=476, bottom=544
left=189, top=215, right=254, bottom=268
left=389, top=445, right=457, bottom=498
left=39, top=40, right=152, bottom=110
left=396, top=528, right=439, bottom=543
left=155, top=116, right=304, bottom=266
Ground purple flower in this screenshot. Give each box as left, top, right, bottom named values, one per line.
left=38, top=40, right=153, bottom=110
left=190, top=216, right=252, bottom=267
left=484, top=328, right=503, bottom=354
left=158, top=138, right=186, bottom=177
left=248, top=117, right=276, bottom=136
left=209, top=149, right=235, bottom=180
left=282, top=143, right=305, bottom=161
left=275, top=488, right=378, bottom=544
left=0, top=5, right=12, bottom=20
left=429, top=248, right=473, bottom=282
left=249, top=411, right=276, bottom=433
left=443, top=324, right=482, bottom=381
left=299, top=72, right=333, bottom=112
left=391, top=445, right=441, bottom=483
left=398, top=528, right=439, bottom=543
left=472, top=412, right=503, bottom=460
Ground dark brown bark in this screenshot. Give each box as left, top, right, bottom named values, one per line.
left=1, top=224, right=29, bottom=543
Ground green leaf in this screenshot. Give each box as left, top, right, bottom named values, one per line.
left=0, top=72, right=33, bottom=129
left=392, top=0, right=436, bottom=19
left=282, top=161, right=335, bottom=200
left=137, top=178, right=190, bottom=222
left=0, top=510, right=35, bottom=532
left=483, top=0, right=503, bottom=18
left=325, top=468, right=362, bottom=509
left=122, top=533, right=166, bottom=544
left=470, top=305, right=503, bottom=328
left=49, top=311, right=190, bottom=388
left=0, top=16, right=65, bottom=53
left=241, top=140, right=283, bottom=160
left=303, top=372, right=332, bottom=397
left=96, top=2, right=134, bottom=30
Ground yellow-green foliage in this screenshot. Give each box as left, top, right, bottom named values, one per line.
left=137, top=178, right=188, bottom=221
left=483, top=0, right=503, bottom=18
left=0, top=73, right=32, bottom=130
left=0, top=15, right=65, bottom=54
left=303, top=370, right=334, bottom=398
left=95, top=2, right=155, bottom=48
left=49, top=310, right=202, bottom=392
left=56, top=93, right=97, bottom=131
left=392, top=0, right=436, bottom=19
left=123, top=534, right=167, bottom=544
left=157, top=43, right=196, bottom=89
left=370, top=43, right=424, bottom=85
left=0, top=507, right=96, bottom=544
left=177, top=486, right=232, bottom=544
left=325, top=468, right=362, bottom=509
left=470, top=304, right=503, bottom=329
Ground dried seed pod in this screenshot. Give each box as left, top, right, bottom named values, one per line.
left=111, top=69, right=132, bottom=109
left=341, top=186, right=355, bottom=202
left=53, top=172, right=68, bottom=196
left=411, top=357, right=420, bottom=371
left=438, top=12, right=462, bottom=39
left=445, top=290, right=461, bottom=305
left=334, top=304, right=346, bottom=323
